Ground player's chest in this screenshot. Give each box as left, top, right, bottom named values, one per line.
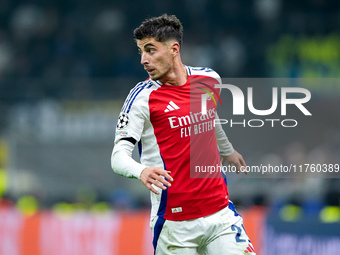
left=147, top=87, right=216, bottom=128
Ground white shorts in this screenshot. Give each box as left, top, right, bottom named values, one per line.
left=151, top=201, right=256, bottom=255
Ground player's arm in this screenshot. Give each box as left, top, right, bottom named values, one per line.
left=212, top=71, right=247, bottom=173
left=215, top=113, right=247, bottom=173
left=215, top=113, right=234, bottom=156
left=111, top=139, right=173, bottom=194
left=111, top=138, right=146, bottom=179
left=111, top=88, right=172, bottom=194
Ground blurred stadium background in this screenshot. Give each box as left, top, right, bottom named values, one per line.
left=0, top=0, right=339, bottom=254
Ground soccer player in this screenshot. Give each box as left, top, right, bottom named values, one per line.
left=111, top=14, right=256, bottom=255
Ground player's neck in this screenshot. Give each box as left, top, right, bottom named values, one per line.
left=159, top=58, right=187, bottom=86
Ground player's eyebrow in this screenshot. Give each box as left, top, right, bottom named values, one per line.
left=143, top=43, right=156, bottom=48
left=138, top=43, right=157, bottom=51
left=137, top=42, right=157, bottom=53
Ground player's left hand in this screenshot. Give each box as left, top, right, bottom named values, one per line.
left=222, top=150, right=247, bottom=174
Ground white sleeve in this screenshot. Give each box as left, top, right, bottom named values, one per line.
left=215, top=113, right=234, bottom=156
left=111, top=139, right=147, bottom=179
left=115, top=84, right=149, bottom=144
left=212, top=71, right=234, bottom=156
left=112, top=84, right=150, bottom=178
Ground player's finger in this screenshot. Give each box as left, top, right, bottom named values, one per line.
left=164, top=171, right=174, bottom=182
left=240, top=165, right=248, bottom=175
left=147, top=183, right=160, bottom=195
left=234, top=162, right=242, bottom=174
left=149, top=178, right=168, bottom=190
left=239, top=157, right=248, bottom=175
left=155, top=169, right=173, bottom=182
left=153, top=169, right=173, bottom=184
left=155, top=175, right=172, bottom=187
left=240, top=157, right=246, bottom=167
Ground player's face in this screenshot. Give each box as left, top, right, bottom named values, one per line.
left=137, top=37, right=174, bottom=81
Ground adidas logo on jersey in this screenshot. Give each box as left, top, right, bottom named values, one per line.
left=171, top=207, right=182, bottom=213
left=244, top=243, right=256, bottom=253
left=164, top=101, right=180, bottom=112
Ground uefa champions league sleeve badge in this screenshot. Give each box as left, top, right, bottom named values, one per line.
left=116, top=113, right=130, bottom=130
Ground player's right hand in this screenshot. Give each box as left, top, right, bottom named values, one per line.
left=140, top=167, right=173, bottom=195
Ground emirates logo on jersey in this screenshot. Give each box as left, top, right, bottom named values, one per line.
left=168, top=109, right=216, bottom=138
left=168, top=109, right=216, bottom=128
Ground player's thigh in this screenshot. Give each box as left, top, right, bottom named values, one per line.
left=155, top=224, right=198, bottom=255
left=200, top=232, right=255, bottom=255
left=199, top=217, right=256, bottom=255
left=153, top=218, right=198, bottom=255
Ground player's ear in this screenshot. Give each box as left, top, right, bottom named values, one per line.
left=171, top=41, right=180, bottom=56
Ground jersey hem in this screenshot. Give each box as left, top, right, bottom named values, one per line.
left=163, top=202, right=229, bottom=221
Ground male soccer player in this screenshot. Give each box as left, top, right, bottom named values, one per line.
left=111, top=14, right=256, bottom=255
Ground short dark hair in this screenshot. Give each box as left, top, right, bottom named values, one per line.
left=133, top=14, right=183, bottom=46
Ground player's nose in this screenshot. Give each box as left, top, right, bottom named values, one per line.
left=140, top=53, right=149, bottom=65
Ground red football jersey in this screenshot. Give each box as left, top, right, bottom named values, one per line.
left=115, top=66, right=229, bottom=221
